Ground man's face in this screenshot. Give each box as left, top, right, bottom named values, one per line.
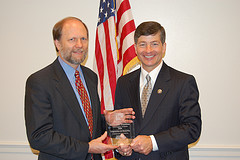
left=135, top=31, right=166, bottom=72
left=55, top=19, right=88, bottom=69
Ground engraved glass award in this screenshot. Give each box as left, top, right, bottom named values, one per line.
left=106, top=112, right=135, bottom=145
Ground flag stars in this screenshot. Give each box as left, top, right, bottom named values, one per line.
left=105, top=12, right=108, bottom=18
left=97, top=0, right=115, bottom=25
left=100, top=7, right=103, bottom=13
left=111, top=8, right=115, bottom=13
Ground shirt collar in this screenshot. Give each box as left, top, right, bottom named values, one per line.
left=140, top=61, right=163, bottom=86
left=58, top=56, right=81, bottom=80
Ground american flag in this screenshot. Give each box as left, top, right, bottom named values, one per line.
left=94, top=0, right=138, bottom=159
left=94, top=0, right=138, bottom=111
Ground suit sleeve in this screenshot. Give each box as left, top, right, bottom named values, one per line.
left=25, top=75, right=89, bottom=160
left=154, top=75, right=201, bottom=153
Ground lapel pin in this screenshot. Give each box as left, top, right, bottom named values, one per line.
left=157, top=89, right=162, bottom=94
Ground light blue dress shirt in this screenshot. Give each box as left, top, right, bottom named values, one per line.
left=58, top=56, right=91, bottom=125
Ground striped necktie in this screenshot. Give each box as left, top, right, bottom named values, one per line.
left=141, top=74, right=152, bottom=117
left=75, top=70, right=93, bottom=138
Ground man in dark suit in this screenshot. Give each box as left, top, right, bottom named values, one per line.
left=25, top=17, right=120, bottom=160
left=114, top=21, right=202, bottom=159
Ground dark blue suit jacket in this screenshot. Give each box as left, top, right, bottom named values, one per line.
left=114, top=62, right=201, bottom=160
left=25, top=58, right=103, bottom=160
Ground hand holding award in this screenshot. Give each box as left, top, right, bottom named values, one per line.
left=104, top=108, right=135, bottom=145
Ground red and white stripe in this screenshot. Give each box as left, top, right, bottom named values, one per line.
left=94, top=0, right=137, bottom=115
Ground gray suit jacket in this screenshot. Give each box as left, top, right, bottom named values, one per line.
left=25, top=58, right=103, bottom=160
left=115, top=62, right=201, bottom=160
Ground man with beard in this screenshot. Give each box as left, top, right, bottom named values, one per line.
left=25, top=17, right=134, bottom=160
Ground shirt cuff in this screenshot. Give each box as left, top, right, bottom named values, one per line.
left=150, top=135, right=159, bottom=151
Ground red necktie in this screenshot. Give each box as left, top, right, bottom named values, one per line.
left=75, top=70, right=93, bottom=138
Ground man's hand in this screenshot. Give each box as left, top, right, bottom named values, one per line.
left=117, top=144, right=132, bottom=156
left=88, top=132, right=118, bottom=154
left=104, top=108, right=135, bottom=126
left=130, top=135, right=152, bottom=155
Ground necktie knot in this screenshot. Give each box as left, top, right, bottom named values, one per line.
left=146, top=74, right=151, bottom=83
left=75, top=70, right=80, bottom=78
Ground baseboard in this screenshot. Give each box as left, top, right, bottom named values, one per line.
left=189, top=145, right=240, bottom=158
left=1, top=142, right=240, bottom=158
left=0, top=141, right=38, bottom=154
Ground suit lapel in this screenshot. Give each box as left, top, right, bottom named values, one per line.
left=139, top=62, right=171, bottom=132
left=128, top=69, right=143, bottom=134
left=81, top=66, right=99, bottom=139
left=52, top=59, right=91, bottom=138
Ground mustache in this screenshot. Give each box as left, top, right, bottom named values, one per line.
left=73, top=49, right=84, bottom=53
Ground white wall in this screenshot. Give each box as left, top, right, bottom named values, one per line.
left=1, top=0, right=240, bottom=159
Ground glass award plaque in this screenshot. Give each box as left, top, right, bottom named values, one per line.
left=106, top=113, right=135, bottom=146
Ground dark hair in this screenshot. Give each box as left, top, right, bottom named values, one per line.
left=134, top=21, right=166, bottom=45
left=52, top=17, right=89, bottom=52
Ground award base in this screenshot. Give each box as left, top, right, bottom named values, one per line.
left=106, top=134, right=133, bottom=146
left=107, top=122, right=135, bottom=146
left=111, top=138, right=133, bottom=146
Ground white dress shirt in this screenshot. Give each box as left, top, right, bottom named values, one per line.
left=139, top=61, right=163, bottom=151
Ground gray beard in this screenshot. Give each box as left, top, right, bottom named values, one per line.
left=60, top=50, right=87, bottom=65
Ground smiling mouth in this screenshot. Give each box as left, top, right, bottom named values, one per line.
left=73, top=50, right=83, bottom=54
left=144, top=55, right=154, bottom=58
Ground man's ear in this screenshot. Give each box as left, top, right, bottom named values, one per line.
left=134, top=43, right=138, bottom=53
left=162, top=42, right=167, bottom=58
left=54, top=39, right=61, bottom=51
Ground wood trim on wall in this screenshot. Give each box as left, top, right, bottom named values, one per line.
left=1, top=142, right=240, bottom=158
